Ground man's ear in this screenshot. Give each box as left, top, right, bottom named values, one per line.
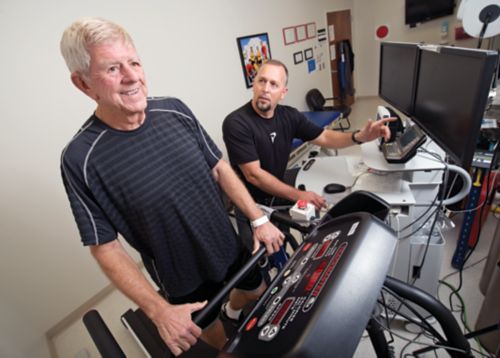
left=280, top=86, right=288, bottom=101
left=71, top=72, right=95, bottom=99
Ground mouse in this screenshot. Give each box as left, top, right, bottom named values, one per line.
left=324, top=183, right=346, bottom=194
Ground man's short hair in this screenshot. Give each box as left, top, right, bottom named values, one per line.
left=261, top=59, right=289, bottom=85
left=60, top=17, right=135, bottom=76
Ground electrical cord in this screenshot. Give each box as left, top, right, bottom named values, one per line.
left=397, top=205, right=440, bottom=240
left=440, top=256, right=488, bottom=282
left=400, top=331, right=424, bottom=358
left=380, top=287, right=446, bottom=344
left=371, top=313, right=473, bottom=357
left=384, top=153, right=448, bottom=325
left=397, top=192, right=439, bottom=234
left=447, top=170, right=499, bottom=214
left=438, top=279, right=489, bottom=357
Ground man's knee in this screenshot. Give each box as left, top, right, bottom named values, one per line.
left=237, top=280, right=267, bottom=300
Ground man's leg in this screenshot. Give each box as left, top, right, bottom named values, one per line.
left=202, top=284, right=266, bottom=349
left=222, top=280, right=267, bottom=326
left=200, top=318, right=227, bottom=350
left=228, top=281, right=267, bottom=311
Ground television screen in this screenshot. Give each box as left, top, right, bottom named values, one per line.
left=379, top=42, right=420, bottom=116
left=412, top=46, right=498, bottom=167
left=405, top=0, right=455, bottom=26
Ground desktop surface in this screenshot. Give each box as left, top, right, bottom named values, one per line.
left=361, top=141, right=445, bottom=172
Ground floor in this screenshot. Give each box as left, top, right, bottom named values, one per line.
left=50, top=97, right=499, bottom=357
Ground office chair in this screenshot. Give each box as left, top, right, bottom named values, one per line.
left=305, top=88, right=351, bottom=130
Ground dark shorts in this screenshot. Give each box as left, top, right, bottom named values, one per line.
left=168, top=248, right=263, bottom=328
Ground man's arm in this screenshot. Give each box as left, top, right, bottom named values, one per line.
left=212, top=159, right=284, bottom=254
left=89, top=240, right=206, bottom=356
left=311, top=117, right=395, bottom=149
left=238, top=160, right=326, bottom=210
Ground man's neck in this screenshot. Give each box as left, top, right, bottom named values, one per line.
left=95, top=107, right=146, bottom=130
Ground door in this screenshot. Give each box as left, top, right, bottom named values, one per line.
left=327, top=10, right=354, bottom=106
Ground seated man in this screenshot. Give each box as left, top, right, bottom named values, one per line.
left=222, top=59, right=393, bottom=248
left=59, top=17, right=284, bottom=356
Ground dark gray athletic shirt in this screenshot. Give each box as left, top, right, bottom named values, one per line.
left=61, top=97, right=241, bottom=296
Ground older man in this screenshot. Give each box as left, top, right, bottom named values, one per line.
left=60, top=17, right=283, bottom=355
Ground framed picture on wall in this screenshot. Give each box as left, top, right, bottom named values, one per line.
left=304, top=47, right=314, bottom=60
left=236, top=33, right=271, bottom=88
left=293, top=51, right=304, bottom=64
left=296, top=24, right=307, bottom=42
left=306, top=22, right=317, bottom=39
left=283, top=27, right=296, bottom=45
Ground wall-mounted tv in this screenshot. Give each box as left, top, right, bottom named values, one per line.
left=405, top=0, right=455, bottom=27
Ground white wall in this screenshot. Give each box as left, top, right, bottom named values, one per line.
left=352, top=0, right=483, bottom=97
left=0, top=0, right=352, bottom=356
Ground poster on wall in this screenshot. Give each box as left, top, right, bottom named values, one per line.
left=236, top=33, right=271, bottom=88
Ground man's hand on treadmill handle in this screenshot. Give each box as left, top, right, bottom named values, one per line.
left=152, top=300, right=206, bottom=356
left=252, top=221, right=285, bottom=255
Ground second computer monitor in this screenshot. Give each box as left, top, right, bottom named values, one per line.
left=379, top=42, right=420, bottom=116
left=412, top=46, right=498, bottom=168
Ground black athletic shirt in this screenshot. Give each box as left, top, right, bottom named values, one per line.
left=61, top=97, right=241, bottom=297
left=223, top=101, right=323, bottom=203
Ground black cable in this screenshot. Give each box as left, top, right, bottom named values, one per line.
left=410, top=178, right=446, bottom=281
left=440, top=256, right=487, bottom=282
left=403, top=147, right=451, bottom=282
left=397, top=192, right=439, bottom=234
left=398, top=205, right=440, bottom=240
left=373, top=312, right=471, bottom=358
left=379, top=291, right=396, bottom=346
left=380, top=287, right=446, bottom=344
left=379, top=292, right=442, bottom=342
left=386, top=152, right=448, bottom=325
left=399, top=332, right=423, bottom=358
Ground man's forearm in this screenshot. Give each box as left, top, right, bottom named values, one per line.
left=212, top=160, right=264, bottom=221
left=90, top=240, right=169, bottom=319
left=244, top=167, right=301, bottom=203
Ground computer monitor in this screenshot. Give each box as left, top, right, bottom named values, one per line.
left=412, top=46, right=498, bottom=168
left=379, top=42, right=420, bottom=116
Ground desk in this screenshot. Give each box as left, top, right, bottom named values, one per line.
left=291, top=142, right=447, bottom=318
left=361, top=141, right=445, bottom=172
left=294, top=155, right=416, bottom=206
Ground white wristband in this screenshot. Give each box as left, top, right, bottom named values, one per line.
left=251, top=215, right=269, bottom=228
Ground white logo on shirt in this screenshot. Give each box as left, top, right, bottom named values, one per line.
left=269, top=132, right=277, bottom=143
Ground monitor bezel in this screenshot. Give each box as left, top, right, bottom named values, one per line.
left=378, top=41, right=420, bottom=117
left=411, top=46, right=498, bottom=168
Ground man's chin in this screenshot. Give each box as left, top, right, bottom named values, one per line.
left=256, top=103, right=271, bottom=113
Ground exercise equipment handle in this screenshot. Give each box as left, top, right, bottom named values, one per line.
left=83, top=309, right=126, bottom=358
left=384, top=276, right=472, bottom=357
left=192, top=246, right=267, bottom=326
